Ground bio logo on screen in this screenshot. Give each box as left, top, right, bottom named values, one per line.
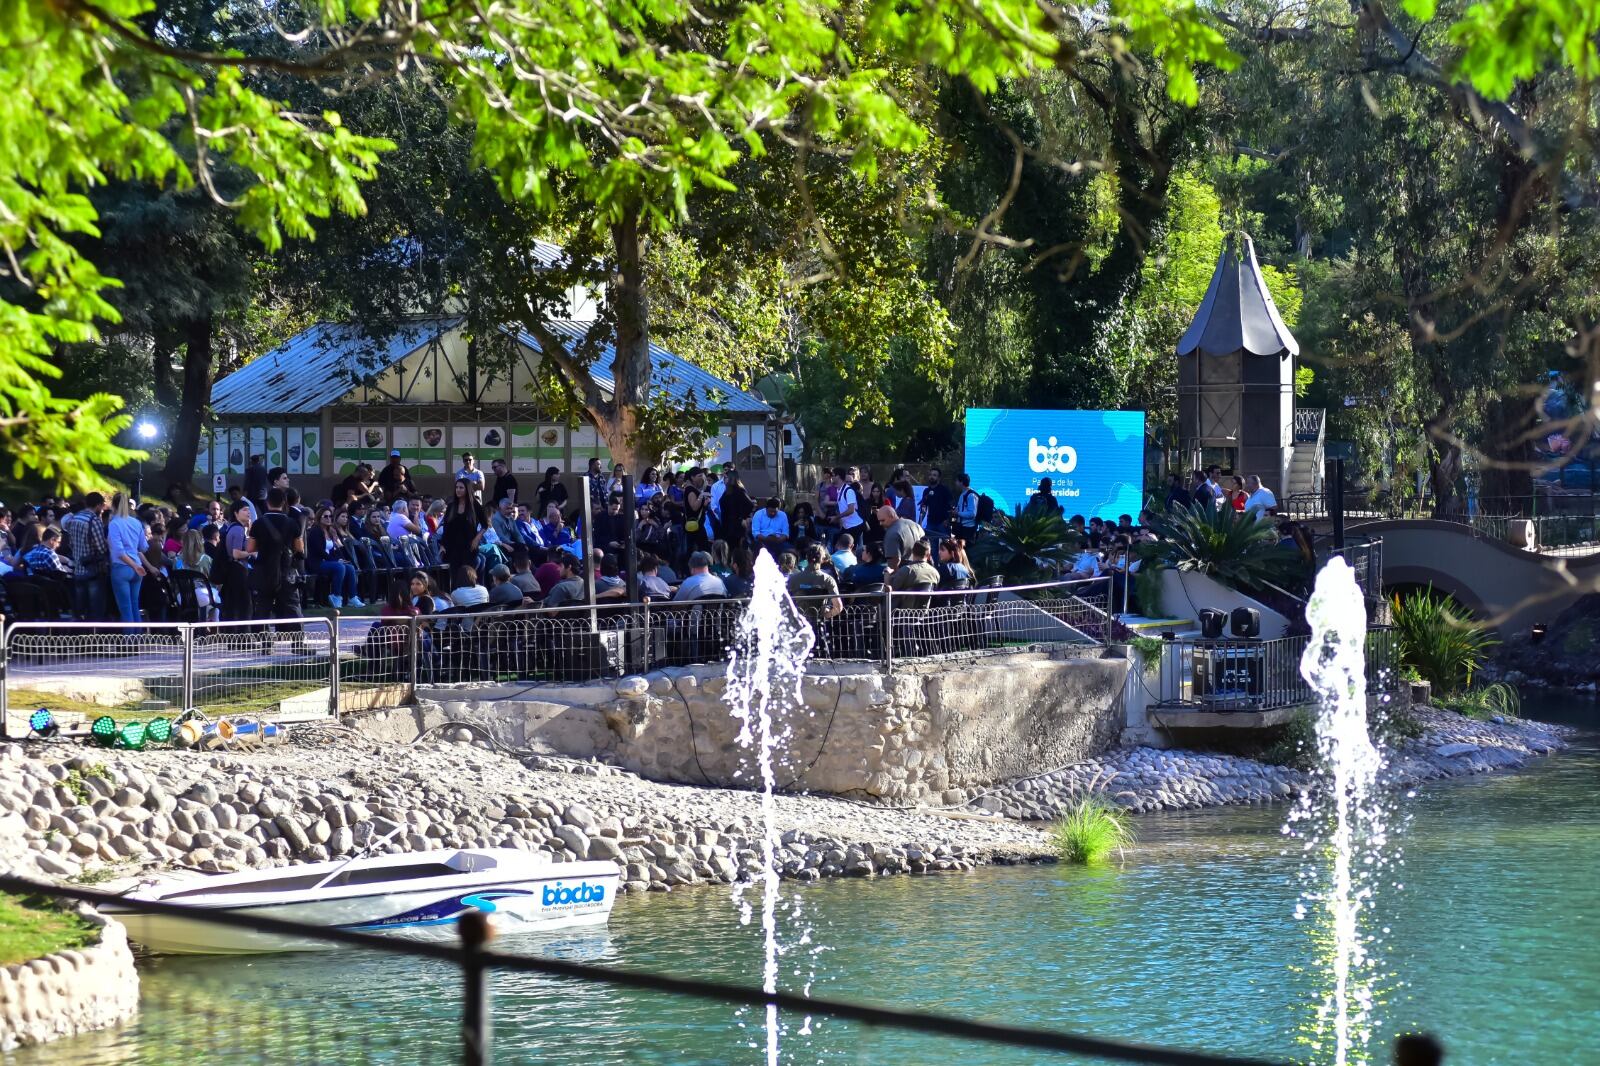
left=1028, top=436, right=1078, bottom=475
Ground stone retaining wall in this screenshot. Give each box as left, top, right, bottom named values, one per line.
left=0, top=906, right=139, bottom=1051
left=361, top=649, right=1130, bottom=805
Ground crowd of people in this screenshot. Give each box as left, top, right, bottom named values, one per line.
left=0, top=454, right=993, bottom=631
left=0, top=446, right=1302, bottom=632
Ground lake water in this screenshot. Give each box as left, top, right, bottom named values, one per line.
left=16, top=697, right=1598, bottom=1066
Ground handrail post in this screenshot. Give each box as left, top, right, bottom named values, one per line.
left=180, top=624, right=194, bottom=716
left=460, top=910, right=494, bottom=1066
left=881, top=586, right=894, bottom=669
left=0, top=614, right=8, bottom=740
left=326, top=614, right=340, bottom=719
left=407, top=614, right=420, bottom=703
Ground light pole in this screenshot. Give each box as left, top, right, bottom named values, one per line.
left=134, top=420, right=158, bottom=502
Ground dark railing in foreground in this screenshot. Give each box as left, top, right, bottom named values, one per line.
left=0, top=873, right=1340, bottom=1066
left=1152, top=627, right=1398, bottom=712
left=0, top=579, right=1113, bottom=734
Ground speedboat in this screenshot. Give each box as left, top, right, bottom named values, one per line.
left=102, top=848, right=621, bottom=955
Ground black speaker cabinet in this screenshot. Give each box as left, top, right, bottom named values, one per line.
left=1198, top=608, right=1227, bottom=639
left=1230, top=607, right=1261, bottom=638
left=1193, top=646, right=1266, bottom=706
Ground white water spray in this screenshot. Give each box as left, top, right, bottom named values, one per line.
left=726, top=551, right=816, bottom=1066
left=1292, top=557, right=1391, bottom=1065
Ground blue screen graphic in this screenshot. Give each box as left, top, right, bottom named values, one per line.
left=964, top=408, right=1145, bottom=521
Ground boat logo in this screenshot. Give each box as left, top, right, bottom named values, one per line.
left=542, top=881, right=606, bottom=906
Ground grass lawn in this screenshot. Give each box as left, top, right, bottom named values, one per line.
left=11, top=681, right=330, bottom=724
left=0, top=893, right=97, bottom=966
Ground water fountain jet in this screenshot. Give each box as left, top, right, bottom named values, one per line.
left=726, top=550, right=817, bottom=1066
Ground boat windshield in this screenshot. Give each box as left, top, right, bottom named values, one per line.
left=160, top=863, right=464, bottom=899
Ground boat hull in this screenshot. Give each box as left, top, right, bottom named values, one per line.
left=105, top=853, right=620, bottom=955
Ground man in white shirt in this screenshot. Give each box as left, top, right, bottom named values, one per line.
left=837, top=467, right=864, bottom=534
left=709, top=463, right=731, bottom=520
left=456, top=452, right=486, bottom=499
left=386, top=503, right=420, bottom=540
left=1244, top=474, right=1278, bottom=518
left=750, top=497, right=790, bottom=554
left=1071, top=548, right=1101, bottom=577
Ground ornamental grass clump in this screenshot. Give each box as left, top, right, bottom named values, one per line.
left=1391, top=587, right=1497, bottom=694
left=1050, top=795, right=1136, bottom=865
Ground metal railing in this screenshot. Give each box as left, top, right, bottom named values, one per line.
left=0, top=616, right=337, bottom=736
left=0, top=872, right=1321, bottom=1066
left=1317, top=539, right=1384, bottom=602
left=1, top=579, right=1112, bottom=733
left=1152, top=626, right=1398, bottom=712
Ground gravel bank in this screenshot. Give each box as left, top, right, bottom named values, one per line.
left=0, top=739, right=1049, bottom=893
left=975, top=706, right=1569, bottom=821
left=0, top=708, right=1567, bottom=891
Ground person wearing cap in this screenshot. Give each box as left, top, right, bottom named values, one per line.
left=456, top=452, right=486, bottom=500
left=377, top=449, right=415, bottom=500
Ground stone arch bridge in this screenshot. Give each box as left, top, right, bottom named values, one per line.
left=1353, top=519, right=1600, bottom=636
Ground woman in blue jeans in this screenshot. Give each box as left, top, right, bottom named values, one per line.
left=307, top=505, right=364, bottom=608
left=106, top=494, right=148, bottom=626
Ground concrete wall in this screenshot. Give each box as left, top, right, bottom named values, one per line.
left=0, top=906, right=139, bottom=1051
left=359, top=649, right=1131, bottom=805
left=1157, top=569, right=1291, bottom=637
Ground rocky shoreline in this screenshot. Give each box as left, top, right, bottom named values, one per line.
left=0, top=706, right=1569, bottom=894
left=976, top=706, right=1569, bottom=821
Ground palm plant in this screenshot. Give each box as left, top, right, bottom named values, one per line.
left=1136, top=502, right=1300, bottom=591
left=969, top=508, right=1081, bottom=583
left=1391, top=587, right=1498, bottom=694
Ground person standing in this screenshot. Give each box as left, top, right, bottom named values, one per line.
left=585, top=457, right=608, bottom=519
left=953, top=473, right=980, bottom=545
left=106, top=494, right=148, bottom=626
left=243, top=454, right=269, bottom=508
left=536, top=467, right=569, bottom=518
left=63, top=492, right=110, bottom=621
left=377, top=450, right=416, bottom=501
left=718, top=470, right=756, bottom=548
left=490, top=458, right=519, bottom=508
left=837, top=467, right=865, bottom=543
left=455, top=452, right=486, bottom=501
left=1244, top=474, right=1278, bottom=518
left=441, top=478, right=488, bottom=570
left=246, top=487, right=306, bottom=643
left=918, top=467, right=953, bottom=543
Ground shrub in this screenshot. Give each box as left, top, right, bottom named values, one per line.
left=1136, top=502, right=1301, bottom=592
left=1050, top=795, right=1135, bottom=865
left=1435, top=681, right=1522, bottom=721
left=969, top=508, right=1081, bottom=584
left=1260, top=709, right=1318, bottom=770
left=1133, top=561, right=1166, bottom=616
left=1391, top=587, right=1497, bottom=694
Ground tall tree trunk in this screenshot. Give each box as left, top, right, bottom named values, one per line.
left=594, top=205, right=650, bottom=473
left=1424, top=406, right=1461, bottom=518
left=1478, top=393, right=1537, bottom=511
left=161, top=315, right=215, bottom=496
left=151, top=327, right=180, bottom=410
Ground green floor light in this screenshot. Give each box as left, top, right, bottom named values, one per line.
left=28, top=709, right=58, bottom=739
left=145, top=717, right=172, bottom=744
left=90, top=715, right=118, bottom=747
left=115, top=721, right=148, bottom=751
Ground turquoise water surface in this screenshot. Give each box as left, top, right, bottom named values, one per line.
left=15, top=699, right=1597, bottom=1065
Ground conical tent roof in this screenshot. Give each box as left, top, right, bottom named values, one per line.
left=1176, top=235, right=1299, bottom=358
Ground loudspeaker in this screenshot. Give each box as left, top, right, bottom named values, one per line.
left=1198, top=608, right=1226, bottom=639
left=1230, top=607, right=1261, bottom=638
